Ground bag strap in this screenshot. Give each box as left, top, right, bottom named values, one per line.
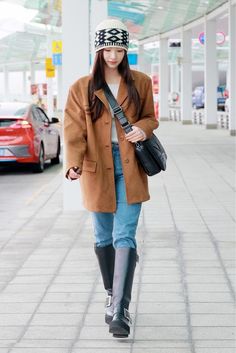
left=103, top=82, right=133, bottom=134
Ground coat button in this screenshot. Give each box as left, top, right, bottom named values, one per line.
left=125, top=159, right=129, bottom=163
left=105, top=145, right=109, bottom=148
left=120, top=136, right=124, bottom=141
left=105, top=121, right=109, bottom=125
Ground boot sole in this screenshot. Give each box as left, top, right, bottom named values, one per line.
left=109, top=319, right=130, bottom=337
left=105, top=314, right=113, bottom=325
left=113, top=333, right=128, bottom=338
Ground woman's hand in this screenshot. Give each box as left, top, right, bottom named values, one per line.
left=125, top=126, right=146, bottom=143
left=67, top=167, right=81, bottom=180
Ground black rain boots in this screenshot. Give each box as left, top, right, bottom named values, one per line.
left=94, top=244, right=115, bottom=324
left=109, top=247, right=137, bottom=338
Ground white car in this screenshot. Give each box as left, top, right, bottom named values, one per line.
left=224, top=97, right=230, bottom=112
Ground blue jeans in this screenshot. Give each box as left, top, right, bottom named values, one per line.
left=91, top=143, right=141, bottom=249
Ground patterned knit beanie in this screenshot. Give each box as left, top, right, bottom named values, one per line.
left=94, top=18, right=129, bottom=52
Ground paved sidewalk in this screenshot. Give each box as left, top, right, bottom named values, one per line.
left=0, top=121, right=235, bottom=353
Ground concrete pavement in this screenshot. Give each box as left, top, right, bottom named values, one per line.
left=0, top=121, right=235, bottom=353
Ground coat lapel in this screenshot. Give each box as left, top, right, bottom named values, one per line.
left=94, top=84, right=126, bottom=109
left=94, top=88, right=110, bottom=112
left=94, top=72, right=135, bottom=108
left=117, top=72, right=135, bottom=106
left=117, top=78, right=128, bottom=106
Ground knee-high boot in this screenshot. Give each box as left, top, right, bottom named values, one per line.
left=94, top=244, right=115, bottom=324
left=109, top=247, right=137, bottom=338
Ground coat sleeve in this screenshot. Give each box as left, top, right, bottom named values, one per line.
left=64, top=86, right=87, bottom=177
left=133, top=77, right=159, bottom=138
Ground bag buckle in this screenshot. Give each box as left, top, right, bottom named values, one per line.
left=124, top=308, right=132, bottom=324
left=135, top=141, right=143, bottom=151
left=113, top=106, right=123, bottom=115
left=105, top=295, right=112, bottom=307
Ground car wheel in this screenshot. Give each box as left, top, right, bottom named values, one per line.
left=33, top=145, right=44, bottom=173
left=51, top=139, right=60, bottom=165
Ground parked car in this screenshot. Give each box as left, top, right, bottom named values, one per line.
left=192, top=85, right=227, bottom=110
left=0, top=102, right=61, bottom=172
left=192, top=86, right=205, bottom=109
left=224, top=97, right=230, bottom=113
left=217, top=85, right=227, bottom=111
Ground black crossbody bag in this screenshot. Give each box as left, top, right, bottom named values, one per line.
left=103, top=82, right=167, bottom=176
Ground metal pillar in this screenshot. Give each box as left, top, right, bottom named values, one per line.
left=30, top=62, right=36, bottom=84
left=159, top=38, right=169, bottom=121
left=138, top=44, right=146, bottom=72
left=4, top=66, right=9, bottom=101
left=62, top=0, right=90, bottom=211
left=170, top=64, right=180, bottom=95
left=23, top=70, right=27, bottom=101
left=56, top=65, right=63, bottom=112
left=181, top=29, right=192, bottom=124
left=204, top=18, right=217, bottom=129
left=229, top=2, right=236, bottom=136
left=46, top=34, right=54, bottom=118
left=90, top=0, right=108, bottom=69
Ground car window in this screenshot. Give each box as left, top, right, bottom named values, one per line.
left=0, top=105, right=28, bottom=116
left=195, top=88, right=202, bottom=95
left=32, top=107, right=41, bottom=122
left=37, top=108, right=49, bottom=123
left=33, top=108, right=48, bottom=123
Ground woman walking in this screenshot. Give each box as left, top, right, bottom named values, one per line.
left=64, top=18, right=158, bottom=338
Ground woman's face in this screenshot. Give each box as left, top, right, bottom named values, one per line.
left=103, top=47, right=125, bottom=69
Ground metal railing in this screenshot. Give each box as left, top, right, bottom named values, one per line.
left=169, top=105, right=181, bottom=121
left=169, top=106, right=229, bottom=129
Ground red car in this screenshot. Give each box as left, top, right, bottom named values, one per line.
left=0, top=102, right=61, bottom=172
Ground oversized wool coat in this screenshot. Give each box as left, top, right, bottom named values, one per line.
left=64, top=69, right=159, bottom=212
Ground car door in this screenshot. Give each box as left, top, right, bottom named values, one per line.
left=31, top=106, right=47, bottom=157
left=32, top=106, right=51, bottom=158
left=37, top=108, right=58, bottom=157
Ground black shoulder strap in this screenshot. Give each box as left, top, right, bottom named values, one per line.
left=103, top=82, right=133, bottom=134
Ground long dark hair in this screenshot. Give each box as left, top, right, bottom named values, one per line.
left=88, top=50, right=141, bottom=121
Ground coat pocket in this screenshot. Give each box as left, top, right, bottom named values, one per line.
left=82, top=160, right=97, bottom=173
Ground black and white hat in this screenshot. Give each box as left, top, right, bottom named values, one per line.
left=95, top=19, right=129, bottom=52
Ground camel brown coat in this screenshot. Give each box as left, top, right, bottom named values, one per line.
left=64, top=69, right=158, bottom=212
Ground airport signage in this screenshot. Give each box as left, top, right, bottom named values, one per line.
left=52, top=40, right=62, bottom=54
left=45, top=58, right=55, bottom=78
left=53, top=53, right=62, bottom=66
left=198, top=31, right=226, bottom=45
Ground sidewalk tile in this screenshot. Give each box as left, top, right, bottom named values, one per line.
left=134, top=326, right=188, bottom=340
left=192, top=326, right=235, bottom=340
left=0, top=314, right=31, bottom=326
left=0, top=327, right=23, bottom=339
left=30, top=313, right=83, bottom=326
left=135, top=313, right=187, bottom=326
left=0, top=121, right=235, bottom=353
left=10, top=349, right=69, bottom=353
left=22, top=326, right=78, bottom=340
left=37, top=302, right=87, bottom=313
left=195, top=349, right=235, bottom=353
left=14, top=340, right=71, bottom=348
left=191, top=314, right=236, bottom=326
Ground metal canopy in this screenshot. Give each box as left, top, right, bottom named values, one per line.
left=0, top=0, right=61, bottom=67
left=109, top=0, right=228, bottom=39
left=0, top=0, right=229, bottom=68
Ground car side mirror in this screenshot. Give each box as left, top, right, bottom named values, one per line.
left=50, top=117, right=60, bottom=124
